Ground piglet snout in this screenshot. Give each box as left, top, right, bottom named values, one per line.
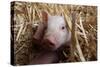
left=42, top=35, right=58, bottom=50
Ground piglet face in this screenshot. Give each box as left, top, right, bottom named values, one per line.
left=42, top=16, right=71, bottom=50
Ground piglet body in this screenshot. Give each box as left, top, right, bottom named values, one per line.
left=31, top=11, right=71, bottom=64
left=30, top=51, right=59, bottom=64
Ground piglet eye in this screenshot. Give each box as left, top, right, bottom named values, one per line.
left=62, top=26, right=65, bottom=30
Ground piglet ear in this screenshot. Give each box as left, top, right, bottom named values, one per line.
left=42, top=11, right=48, bottom=23
left=61, top=13, right=64, bottom=18
left=33, top=11, right=48, bottom=41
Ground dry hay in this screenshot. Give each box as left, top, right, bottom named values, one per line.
left=11, top=1, right=97, bottom=65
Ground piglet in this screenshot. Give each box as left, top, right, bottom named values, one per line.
left=30, top=11, right=71, bottom=64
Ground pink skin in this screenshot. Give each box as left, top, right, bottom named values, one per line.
left=42, top=15, right=71, bottom=50
left=42, top=34, right=59, bottom=50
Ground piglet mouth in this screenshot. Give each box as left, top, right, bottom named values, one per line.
left=42, top=39, right=56, bottom=50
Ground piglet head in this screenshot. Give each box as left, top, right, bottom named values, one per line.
left=33, top=11, right=71, bottom=51
left=42, top=12, right=71, bottom=51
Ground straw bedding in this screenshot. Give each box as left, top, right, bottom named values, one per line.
left=11, top=1, right=97, bottom=65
